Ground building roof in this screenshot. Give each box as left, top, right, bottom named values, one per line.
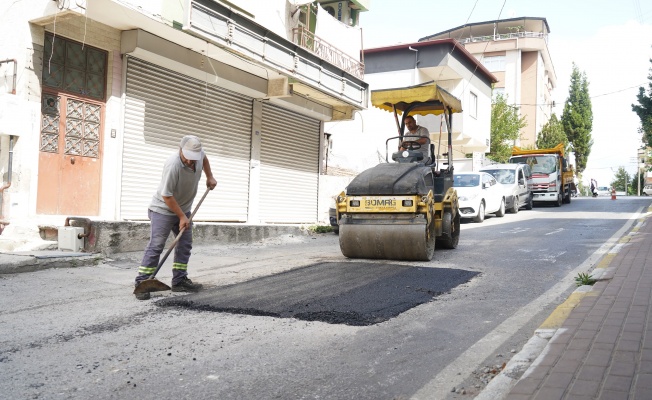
left=364, top=38, right=497, bottom=84
left=418, top=17, right=550, bottom=42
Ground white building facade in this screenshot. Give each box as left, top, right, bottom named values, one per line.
left=0, top=0, right=369, bottom=227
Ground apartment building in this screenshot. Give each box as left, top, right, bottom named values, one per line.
left=420, top=17, right=557, bottom=148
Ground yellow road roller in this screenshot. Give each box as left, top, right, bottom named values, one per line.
left=337, top=82, right=461, bottom=261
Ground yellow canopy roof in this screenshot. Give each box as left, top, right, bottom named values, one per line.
left=371, top=82, right=463, bottom=116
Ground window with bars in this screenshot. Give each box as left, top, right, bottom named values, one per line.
left=42, top=33, right=107, bottom=100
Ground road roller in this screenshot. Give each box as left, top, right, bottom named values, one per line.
left=336, top=82, right=461, bottom=261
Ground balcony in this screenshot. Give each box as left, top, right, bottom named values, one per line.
left=459, top=30, right=548, bottom=45
left=292, top=26, right=364, bottom=80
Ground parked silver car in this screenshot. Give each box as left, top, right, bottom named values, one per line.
left=480, top=163, right=534, bottom=213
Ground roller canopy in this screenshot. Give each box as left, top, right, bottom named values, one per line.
left=371, top=82, right=463, bottom=116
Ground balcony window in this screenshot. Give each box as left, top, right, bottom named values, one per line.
left=482, top=55, right=505, bottom=72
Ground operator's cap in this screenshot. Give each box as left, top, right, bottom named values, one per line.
left=180, top=135, right=202, bottom=161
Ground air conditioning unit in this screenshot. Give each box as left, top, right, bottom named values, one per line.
left=321, top=1, right=360, bottom=26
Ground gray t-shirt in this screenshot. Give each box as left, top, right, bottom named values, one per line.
left=149, top=151, right=205, bottom=215
left=404, top=126, right=430, bottom=160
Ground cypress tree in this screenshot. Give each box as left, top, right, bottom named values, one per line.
left=632, top=58, right=652, bottom=149
left=561, top=63, right=593, bottom=173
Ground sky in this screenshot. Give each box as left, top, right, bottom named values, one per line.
left=359, top=0, right=652, bottom=188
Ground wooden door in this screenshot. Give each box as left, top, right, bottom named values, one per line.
left=37, top=92, right=103, bottom=215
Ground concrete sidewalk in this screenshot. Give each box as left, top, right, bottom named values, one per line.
left=490, top=206, right=652, bottom=399
left=0, top=251, right=104, bottom=274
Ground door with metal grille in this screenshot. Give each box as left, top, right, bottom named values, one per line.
left=260, top=103, right=320, bottom=223
left=37, top=34, right=107, bottom=215
left=37, top=94, right=104, bottom=215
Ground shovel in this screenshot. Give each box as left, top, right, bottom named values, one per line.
left=133, top=187, right=211, bottom=294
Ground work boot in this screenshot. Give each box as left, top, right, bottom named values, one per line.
left=135, top=292, right=151, bottom=300
left=171, top=277, right=203, bottom=292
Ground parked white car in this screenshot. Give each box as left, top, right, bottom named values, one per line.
left=643, top=185, right=652, bottom=196
left=480, top=163, right=534, bottom=213
left=596, top=186, right=611, bottom=197
left=454, top=172, right=506, bottom=223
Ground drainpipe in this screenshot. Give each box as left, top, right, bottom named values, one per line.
left=0, top=135, right=15, bottom=226
left=408, top=46, right=419, bottom=85
left=0, top=59, right=17, bottom=94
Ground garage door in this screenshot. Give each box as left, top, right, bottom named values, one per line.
left=121, top=57, right=252, bottom=221
left=259, top=103, right=320, bottom=223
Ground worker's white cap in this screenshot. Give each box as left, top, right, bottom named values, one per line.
left=180, top=135, right=202, bottom=161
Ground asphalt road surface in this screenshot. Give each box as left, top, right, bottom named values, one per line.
left=1, top=197, right=650, bottom=400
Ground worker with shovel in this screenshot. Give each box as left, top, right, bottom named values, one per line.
left=134, top=135, right=217, bottom=300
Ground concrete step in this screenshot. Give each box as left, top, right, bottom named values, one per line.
left=0, top=222, right=58, bottom=252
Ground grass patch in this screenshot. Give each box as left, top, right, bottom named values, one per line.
left=308, top=225, right=333, bottom=234
left=575, top=272, right=596, bottom=286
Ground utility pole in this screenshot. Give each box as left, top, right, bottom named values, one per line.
left=638, top=147, right=646, bottom=196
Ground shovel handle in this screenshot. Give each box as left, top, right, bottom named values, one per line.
left=147, top=187, right=211, bottom=279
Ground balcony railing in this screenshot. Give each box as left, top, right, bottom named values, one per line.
left=292, top=26, right=364, bottom=80
left=459, top=31, right=548, bottom=45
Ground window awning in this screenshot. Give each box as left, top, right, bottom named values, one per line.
left=371, top=82, right=463, bottom=116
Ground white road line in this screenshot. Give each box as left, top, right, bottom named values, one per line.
left=500, top=227, right=531, bottom=234
left=545, top=228, right=564, bottom=235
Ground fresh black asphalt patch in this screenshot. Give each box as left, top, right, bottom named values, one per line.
left=158, top=262, right=479, bottom=326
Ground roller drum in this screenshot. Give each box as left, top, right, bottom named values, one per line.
left=339, top=221, right=435, bottom=261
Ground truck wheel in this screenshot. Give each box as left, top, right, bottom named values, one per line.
left=562, top=188, right=571, bottom=204
left=437, top=211, right=460, bottom=249
left=554, top=193, right=562, bottom=207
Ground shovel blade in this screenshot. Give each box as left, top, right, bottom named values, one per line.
left=133, top=279, right=171, bottom=294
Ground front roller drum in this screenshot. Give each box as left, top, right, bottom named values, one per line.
left=339, top=221, right=435, bottom=261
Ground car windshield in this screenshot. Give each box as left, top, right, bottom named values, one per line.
left=511, top=155, right=557, bottom=174
left=482, top=169, right=514, bottom=184
left=454, top=174, right=480, bottom=187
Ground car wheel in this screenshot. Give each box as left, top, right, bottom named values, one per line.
left=525, top=195, right=534, bottom=210
left=495, top=198, right=505, bottom=217
left=473, top=201, right=485, bottom=223
left=511, top=196, right=519, bottom=214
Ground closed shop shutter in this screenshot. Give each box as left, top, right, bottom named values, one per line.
left=260, top=103, right=320, bottom=223
left=121, top=57, right=252, bottom=221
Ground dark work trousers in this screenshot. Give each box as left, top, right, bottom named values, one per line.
left=135, top=209, right=192, bottom=286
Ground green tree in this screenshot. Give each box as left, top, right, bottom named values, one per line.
left=489, top=93, right=527, bottom=163
left=632, top=58, right=652, bottom=149
left=610, top=166, right=629, bottom=192
left=561, top=63, right=593, bottom=173
left=630, top=171, right=646, bottom=195
left=536, top=113, right=568, bottom=152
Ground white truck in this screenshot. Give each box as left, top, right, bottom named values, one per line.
left=508, top=143, right=575, bottom=207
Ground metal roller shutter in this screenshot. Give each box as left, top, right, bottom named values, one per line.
left=260, top=103, right=320, bottom=223
left=121, top=57, right=252, bottom=221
